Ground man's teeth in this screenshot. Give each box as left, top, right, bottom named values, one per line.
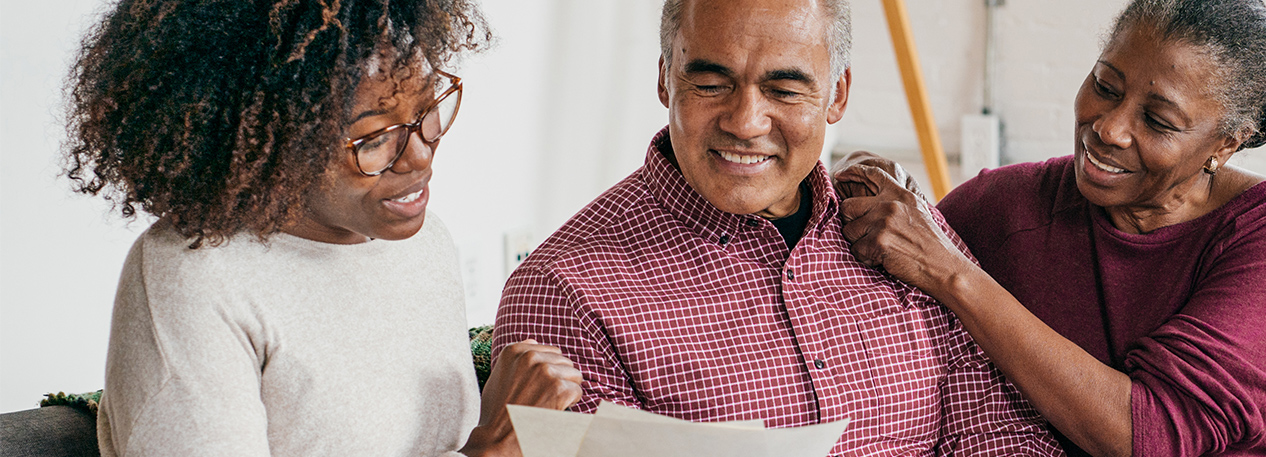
left=1086, top=151, right=1127, bottom=174
left=717, top=150, right=772, bottom=165
left=393, top=189, right=423, bottom=203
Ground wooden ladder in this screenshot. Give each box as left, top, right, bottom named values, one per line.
left=881, top=0, right=953, bottom=200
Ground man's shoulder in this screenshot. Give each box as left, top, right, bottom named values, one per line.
left=523, top=169, right=669, bottom=272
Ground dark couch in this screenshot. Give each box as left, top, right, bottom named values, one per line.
left=0, top=406, right=100, bottom=457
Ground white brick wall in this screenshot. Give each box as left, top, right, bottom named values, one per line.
left=838, top=0, right=1128, bottom=164
left=837, top=0, right=1264, bottom=180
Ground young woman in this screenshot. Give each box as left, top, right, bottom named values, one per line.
left=64, top=1, right=580, bottom=455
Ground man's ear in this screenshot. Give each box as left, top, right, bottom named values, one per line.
left=827, top=68, right=851, bottom=124
left=658, top=56, right=670, bottom=109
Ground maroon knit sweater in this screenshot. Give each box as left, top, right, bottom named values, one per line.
left=938, top=155, right=1266, bottom=456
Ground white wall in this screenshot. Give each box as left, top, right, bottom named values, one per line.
left=1, top=0, right=150, bottom=414
left=433, top=0, right=667, bottom=327
left=839, top=0, right=1266, bottom=190
left=5, top=0, right=1265, bottom=414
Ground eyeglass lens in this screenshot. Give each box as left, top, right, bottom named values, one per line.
left=355, top=87, right=461, bottom=175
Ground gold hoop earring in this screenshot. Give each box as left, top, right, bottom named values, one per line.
left=1203, top=156, right=1220, bottom=175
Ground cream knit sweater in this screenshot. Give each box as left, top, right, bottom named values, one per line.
left=98, top=213, right=479, bottom=456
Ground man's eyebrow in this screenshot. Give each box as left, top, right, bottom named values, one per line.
left=684, top=59, right=734, bottom=78
left=764, top=68, right=815, bottom=85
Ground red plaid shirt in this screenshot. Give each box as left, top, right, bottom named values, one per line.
left=493, top=128, right=1063, bottom=456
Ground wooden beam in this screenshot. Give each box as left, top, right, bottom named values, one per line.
left=881, top=0, right=953, bottom=200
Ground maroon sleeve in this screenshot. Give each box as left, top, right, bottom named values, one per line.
left=936, top=319, right=1066, bottom=455
left=923, top=205, right=1065, bottom=455
left=492, top=265, right=643, bottom=414
left=1127, top=223, right=1266, bottom=456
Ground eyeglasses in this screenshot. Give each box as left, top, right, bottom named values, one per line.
left=344, top=70, right=463, bottom=176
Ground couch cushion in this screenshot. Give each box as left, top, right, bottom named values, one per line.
left=0, top=405, right=99, bottom=457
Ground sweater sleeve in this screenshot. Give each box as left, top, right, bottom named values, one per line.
left=1126, top=223, right=1266, bottom=456
left=492, top=265, right=643, bottom=414
left=937, top=320, right=1066, bottom=456
left=920, top=206, right=1065, bottom=455
left=98, top=233, right=271, bottom=457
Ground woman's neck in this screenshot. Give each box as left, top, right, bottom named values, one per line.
left=1103, top=166, right=1264, bottom=234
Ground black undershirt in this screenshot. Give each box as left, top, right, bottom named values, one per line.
left=769, top=184, right=812, bottom=250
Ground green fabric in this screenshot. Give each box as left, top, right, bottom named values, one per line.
left=43, top=326, right=497, bottom=416
left=40, top=391, right=102, bottom=415
left=469, top=324, right=493, bottom=392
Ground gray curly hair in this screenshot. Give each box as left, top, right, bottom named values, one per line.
left=1109, top=0, right=1266, bottom=150
left=659, top=0, right=852, bottom=82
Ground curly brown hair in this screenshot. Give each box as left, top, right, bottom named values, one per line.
left=63, top=0, right=491, bottom=247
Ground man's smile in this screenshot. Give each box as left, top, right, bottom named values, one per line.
left=715, top=149, right=774, bottom=165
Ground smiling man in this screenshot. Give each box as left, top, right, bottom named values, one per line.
left=492, top=0, right=1063, bottom=454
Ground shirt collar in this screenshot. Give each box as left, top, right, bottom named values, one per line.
left=641, top=126, right=839, bottom=245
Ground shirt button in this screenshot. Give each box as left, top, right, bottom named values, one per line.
left=786, top=270, right=795, bottom=280
left=745, top=219, right=760, bottom=228
left=813, top=359, right=826, bottom=369
left=718, top=234, right=730, bottom=245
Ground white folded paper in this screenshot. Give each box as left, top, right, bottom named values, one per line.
left=507, top=401, right=849, bottom=457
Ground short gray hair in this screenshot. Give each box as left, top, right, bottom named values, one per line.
left=659, top=0, right=852, bottom=81
left=1109, top=0, right=1266, bottom=150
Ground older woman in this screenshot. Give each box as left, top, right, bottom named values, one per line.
left=834, top=0, right=1266, bottom=455
left=64, top=0, right=580, bottom=455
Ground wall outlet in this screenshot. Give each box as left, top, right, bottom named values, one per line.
left=504, top=230, right=535, bottom=277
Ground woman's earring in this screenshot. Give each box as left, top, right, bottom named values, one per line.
left=1204, top=156, right=1220, bottom=175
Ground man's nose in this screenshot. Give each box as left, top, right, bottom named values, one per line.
left=390, top=130, right=435, bottom=174
left=718, top=87, right=773, bottom=140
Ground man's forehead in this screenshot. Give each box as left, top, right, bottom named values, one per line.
left=680, top=0, right=827, bottom=34
left=672, top=0, right=832, bottom=76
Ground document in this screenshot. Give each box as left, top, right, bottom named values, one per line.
left=507, top=401, right=849, bottom=457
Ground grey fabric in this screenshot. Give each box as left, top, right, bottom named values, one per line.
left=0, top=406, right=100, bottom=457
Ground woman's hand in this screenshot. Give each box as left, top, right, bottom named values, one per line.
left=835, top=164, right=969, bottom=294
left=839, top=166, right=1134, bottom=457
left=830, top=150, right=926, bottom=202
left=461, top=339, right=583, bottom=457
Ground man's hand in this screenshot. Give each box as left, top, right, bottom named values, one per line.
left=830, top=150, right=926, bottom=202
left=461, top=339, right=583, bottom=457
left=836, top=164, right=969, bottom=294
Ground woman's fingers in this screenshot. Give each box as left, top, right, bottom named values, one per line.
left=464, top=340, right=582, bottom=456
left=836, top=180, right=875, bottom=199
left=839, top=197, right=893, bottom=269
left=550, top=364, right=584, bottom=408
left=506, top=339, right=562, bottom=355
left=495, top=341, right=583, bottom=409
left=831, top=151, right=927, bottom=200
left=837, top=169, right=964, bottom=290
